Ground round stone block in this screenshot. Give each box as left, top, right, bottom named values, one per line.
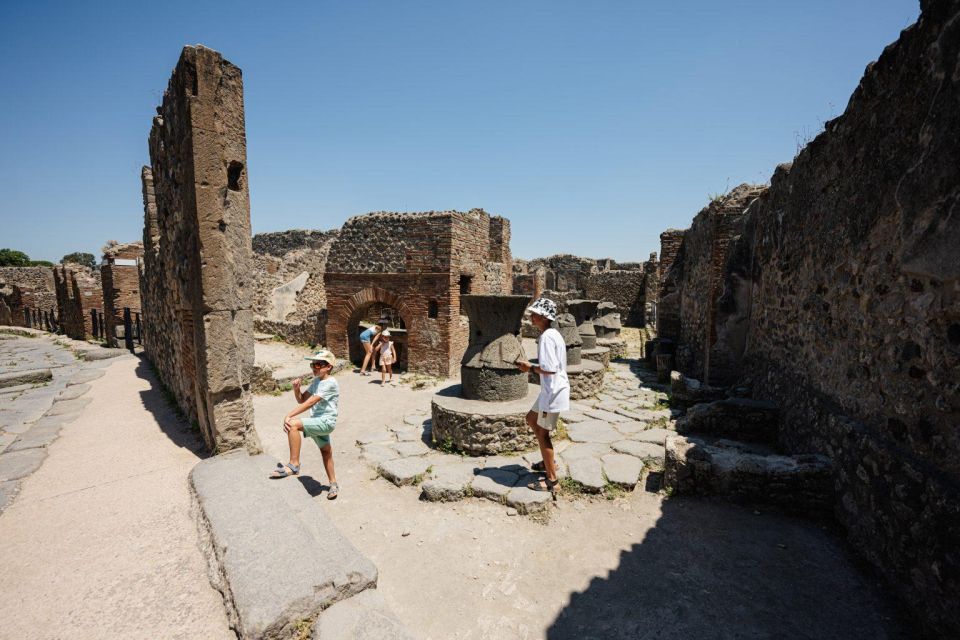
left=597, top=338, right=627, bottom=360
left=581, top=346, right=611, bottom=368
left=460, top=367, right=528, bottom=402
left=431, top=384, right=539, bottom=456
left=528, top=359, right=604, bottom=400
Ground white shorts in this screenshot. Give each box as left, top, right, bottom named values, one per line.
left=530, top=403, right=560, bottom=432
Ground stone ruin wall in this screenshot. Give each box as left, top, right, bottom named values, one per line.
left=671, top=185, right=767, bottom=380
left=656, top=229, right=686, bottom=340
left=324, top=209, right=511, bottom=377
left=140, top=45, right=259, bottom=454
left=53, top=264, right=103, bottom=340
left=671, top=2, right=960, bottom=632
left=0, top=267, right=57, bottom=326
left=251, top=229, right=339, bottom=345
left=641, top=254, right=659, bottom=332
left=101, top=242, right=144, bottom=347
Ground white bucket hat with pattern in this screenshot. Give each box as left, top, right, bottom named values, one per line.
left=304, top=348, right=337, bottom=367
left=527, top=297, right=558, bottom=321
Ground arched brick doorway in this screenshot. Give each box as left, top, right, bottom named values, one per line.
left=337, top=287, right=414, bottom=372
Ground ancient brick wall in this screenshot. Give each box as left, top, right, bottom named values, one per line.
left=251, top=229, right=338, bottom=344
left=524, top=254, right=598, bottom=293
left=101, top=243, right=143, bottom=347
left=707, top=3, right=960, bottom=632
left=0, top=267, right=57, bottom=326
left=53, top=265, right=103, bottom=340
left=656, top=229, right=686, bottom=340
left=140, top=45, right=259, bottom=455
left=325, top=209, right=511, bottom=376
left=641, top=254, right=659, bottom=332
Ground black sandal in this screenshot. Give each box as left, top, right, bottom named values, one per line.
left=527, top=477, right=558, bottom=493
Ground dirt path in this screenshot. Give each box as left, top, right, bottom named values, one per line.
left=0, top=355, right=233, bottom=640
left=254, top=368, right=910, bottom=640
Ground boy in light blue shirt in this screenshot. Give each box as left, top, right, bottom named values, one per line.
left=270, top=348, right=341, bottom=500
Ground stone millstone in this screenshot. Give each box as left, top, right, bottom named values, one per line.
left=313, top=589, right=415, bottom=640
left=459, top=294, right=530, bottom=401
left=190, top=452, right=378, bottom=639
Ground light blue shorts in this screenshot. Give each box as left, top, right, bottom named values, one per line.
left=302, top=417, right=336, bottom=448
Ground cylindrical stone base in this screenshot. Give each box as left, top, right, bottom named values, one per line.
left=431, top=384, right=539, bottom=455
left=460, top=367, right=528, bottom=402
left=596, top=338, right=627, bottom=360
left=567, top=346, right=582, bottom=366
left=581, top=346, right=611, bottom=368
left=528, top=359, right=605, bottom=400
left=580, top=333, right=597, bottom=350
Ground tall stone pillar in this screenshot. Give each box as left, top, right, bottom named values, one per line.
left=142, top=45, right=260, bottom=454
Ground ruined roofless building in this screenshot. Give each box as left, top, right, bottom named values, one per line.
left=101, top=242, right=144, bottom=347
left=324, top=209, right=512, bottom=377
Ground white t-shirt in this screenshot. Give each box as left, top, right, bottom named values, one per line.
left=535, top=327, right=570, bottom=413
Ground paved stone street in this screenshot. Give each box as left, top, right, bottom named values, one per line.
left=0, top=329, right=233, bottom=640
left=253, top=355, right=913, bottom=640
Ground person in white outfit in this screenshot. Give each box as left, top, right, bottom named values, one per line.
left=516, top=297, right=569, bottom=493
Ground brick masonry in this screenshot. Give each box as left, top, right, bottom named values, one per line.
left=324, top=210, right=512, bottom=377
left=101, top=242, right=144, bottom=347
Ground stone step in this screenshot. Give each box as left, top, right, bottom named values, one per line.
left=676, top=397, right=780, bottom=444
left=190, top=451, right=379, bottom=639
left=664, top=435, right=834, bottom=516
left=0, top=368, right=52, bottom=388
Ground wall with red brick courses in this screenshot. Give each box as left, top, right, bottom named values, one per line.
left=101, top=243, right=144, bottom=347
left=53, top=264, right=103, bottom=340
left=324, top=209, right=512, bottom=376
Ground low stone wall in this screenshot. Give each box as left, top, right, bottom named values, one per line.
left=0, top=267, right=57, bottom=326
left=431, top=384, right=539, bottom=455
left=675, top=398, right=779, bottom=445
left=665, top=436, right=834, bottom=516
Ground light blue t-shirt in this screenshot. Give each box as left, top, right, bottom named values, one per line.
left=359, top=327, right=376, bottom=342
left=308, top=377, right=340, bottom=421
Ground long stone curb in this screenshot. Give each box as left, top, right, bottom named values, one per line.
left=0, top=368, right=52, bottom=388
left=190, top=451, right=412, bottom=639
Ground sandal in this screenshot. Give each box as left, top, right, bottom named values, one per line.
left=327, top=482, right=339, bottom=500
left=269, top=462, right=300, bottom=479
left=527, top=477, right=558, bottom=493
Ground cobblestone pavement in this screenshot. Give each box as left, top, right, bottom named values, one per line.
left=253, top=354, right=912, bottom=640
left=358, top=356, right=675, bottom=513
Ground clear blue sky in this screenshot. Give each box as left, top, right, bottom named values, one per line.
left=0, top=0, right=919, bottom=264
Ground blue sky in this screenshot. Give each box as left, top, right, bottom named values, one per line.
left=0, top=1, right=919, bottom=263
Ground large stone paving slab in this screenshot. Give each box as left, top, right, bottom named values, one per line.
left=566, top=456, right=604, bottom=493
left=505, top=486, right=553, bottom=514
left=566, top=420, right=623, bottom=444
left=612, top=440, right=666, bottom=467
left=601, top=453, right=643, bottom=488
left=7, top=422, right=63, bottom=452
left=45, top=397, right=92, bottom=416
left=378, top=457, right=433, bottom=486
left=0, top=448, right=47, bottom=481
left=66, top=369, right=105, bottom=385
left=55, top=383, right=91, bottom=401
left=633, top=428, right=676, bottom=445
left=190, top=452, right=378, bottom=639
left=471, top=467, right=520, bottom=501
left=313, top=589, right=415, bottom=640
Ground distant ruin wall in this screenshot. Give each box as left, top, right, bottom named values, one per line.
left=53, top=265, right=102, bottom=339
left=251, top=229, right=339, bottom=345
left=101, top=243, right=144, bottom=347
left=656, top=229, right=686, bottom=340
left=140, top=45, right=259, bottom=454
left=0, top=267, right=57, bottom=325
left=585, top=270, right=645, bottom=326
left=707, top=3, right=960, bottom=633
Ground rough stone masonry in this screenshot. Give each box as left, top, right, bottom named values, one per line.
left=657, top=2, right=960, bottom=634
left=140, top=45, right=260, bottom=454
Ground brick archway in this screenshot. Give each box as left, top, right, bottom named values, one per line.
left=328, top=286, right=416, bottom=371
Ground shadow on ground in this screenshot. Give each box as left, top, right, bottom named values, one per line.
left=545, top=496, right=915, bottom=640
left=133, top=357, right=208, bottom=454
